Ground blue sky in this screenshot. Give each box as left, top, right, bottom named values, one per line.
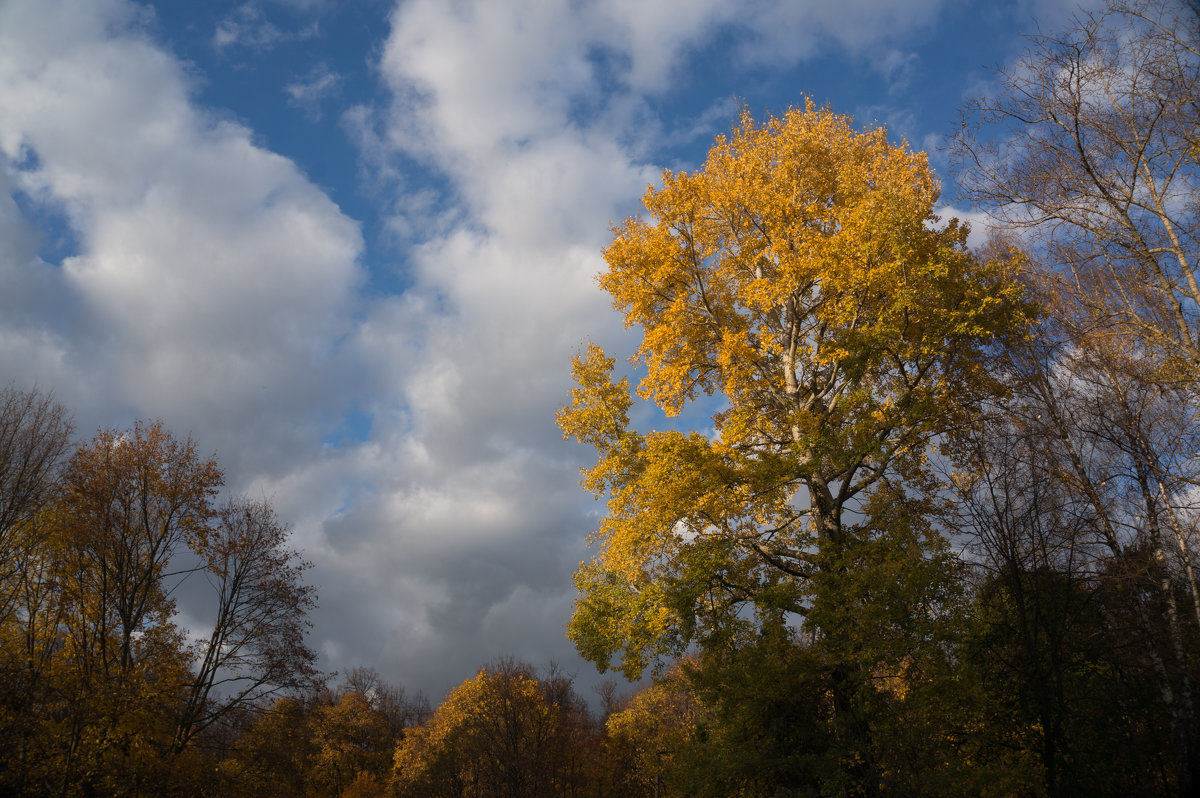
left=0, top=0, right=1095, bottom=700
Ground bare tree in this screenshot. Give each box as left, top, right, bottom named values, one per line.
left=955, top=4, right=1200, bottom=791
left=173, top=498, right=319, bottom=753
left=952, top=326, right=1200, bottom=794
left=955, top=0, right=1200, bottom=373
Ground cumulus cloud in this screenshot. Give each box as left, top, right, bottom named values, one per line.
left=0, top=0, right=362, bottom=478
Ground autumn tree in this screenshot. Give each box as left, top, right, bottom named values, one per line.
left=603, top=665, right=698, bottom=797
left=307, top=690, right=394, bottom=796
left=219, top=695, right=319, bottom=797
left=340, top=664, right=431, bottom=740
left=0, top=387, right=73, bottom=795
left=52, top=421, right=221, bottom=681
left=559, top=105, right=1031, bottom=792
left=392, top=659, right=594, bottom=797
left=0, top=386, right=72, bottom=622
left=291, top=668, right=429, bottom=797
left=9, top=421, right=221, bottom=794
left=947, top=295, right=1200, bottom=795
left=168, top=497, right=319, bottom=757
left=0, top=418, right=320, bottom=794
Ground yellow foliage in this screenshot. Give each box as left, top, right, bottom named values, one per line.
left=310, top=692, right=393, bottom=796
left=391, top=661, right=581, bottom=796
left=605, top=667, right=698, bottom=787
left=560, top=103, right=1033, bottom=677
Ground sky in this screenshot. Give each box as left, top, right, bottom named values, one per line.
left=0, top=0, right=1099, bottom=702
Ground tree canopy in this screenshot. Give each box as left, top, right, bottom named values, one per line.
left=560, top=103, right=1032, bottom=680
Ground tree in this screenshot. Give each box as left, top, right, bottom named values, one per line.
left=309, top=690, right=394, bottom=796
left=0, top=386, right=72, bottom=624
left=289, top=668, right=428, bottom=797
left=51, top=421, right=221, bottom=684
left=221, top=695, right=319, bottom=797
left=340, top=665, right=431, bottom=740
left=955, top=0, right=1200, bottom=376
left=392, top=659, right=594, bottom=797
left=0, top=386, right=73, bottom=795
left=954, top=3, right=1200, bottom=791
left=947, top=301, right=1200, bottom=795
left=949, top=372, right=1169, bottom=795
left=22, top=420, right=219, bottom=794
left=173, top=498, right=320, bottom=754
left=0, top=386, right=72, bottom=536
left=604, top=665, right=699, bottom=797
left=559, top=105, right=1031, bottom=792
left=0, top=418, right=320, bottom=794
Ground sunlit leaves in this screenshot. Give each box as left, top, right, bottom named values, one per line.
left=562, top=103, right=1032, bottom=678
left=392, top=660, right=590, bottom=797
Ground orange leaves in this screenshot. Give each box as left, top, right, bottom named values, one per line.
left=584, top=101, right=1032, bottom=468
left=311, top=692, right=393, bottom=794
left=392, top=660, right=587, bottom=796
left=600, top=102, right=967, bottom=425
left=56, top=420, right=222, bottom=563
left=557, top=343, right=632, bottom=456
left=49, top=421, right=223, bottom=679
left=562, top=102, right=1033, bottom=679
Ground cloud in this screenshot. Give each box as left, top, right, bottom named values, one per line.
left=214, top=2, right=318, bottom=52
left=285, top=64, right=341, bottom=120
left=661, top=97, right=741, bottom=151
left=875, top=49, right=920, bottom=94
left=0, top=0, right=362, bottom=479
left=0, top=168, right=77, bottom=390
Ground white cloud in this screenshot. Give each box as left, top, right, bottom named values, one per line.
left=0, top=0, right=362, bottom=479
left=379, top=0, right=597, bottom=160
left=875, top=49, right=920, bottom=94
left=214, top=2, right=318, bottom=52
left=586, top=0, right=735, bottom=92
left=285, top=64, right=341, bottom=120
left=740, top=0, right=945, bottom=65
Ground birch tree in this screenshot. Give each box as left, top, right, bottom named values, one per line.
left=955, top=3, right=1200, bottom=791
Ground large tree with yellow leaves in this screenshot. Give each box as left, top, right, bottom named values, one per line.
left=559, top=105, right=1031, bottom=679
